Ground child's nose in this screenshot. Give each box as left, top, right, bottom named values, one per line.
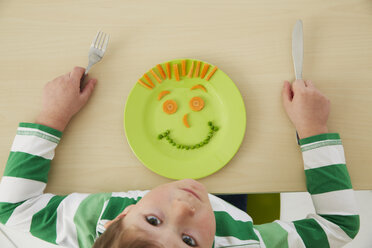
left=173, top=198, right=195, bottom=217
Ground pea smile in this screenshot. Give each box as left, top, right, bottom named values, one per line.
left=158, top=121, right=219, bottom=150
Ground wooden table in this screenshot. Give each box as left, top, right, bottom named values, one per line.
left=0, top=0, right=371, bottom=194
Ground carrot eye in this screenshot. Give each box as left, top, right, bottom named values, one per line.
left=163, top=100, right=178, bottom=114
left=189, top=97, right=204, bottom=111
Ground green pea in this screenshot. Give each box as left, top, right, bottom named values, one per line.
left=177, top=144, right=181, bottom=148
left=196, top=144, right=200, bottom=148
left=191, top=146, right=195, bottom=149
left=158, top=134, right=163, bottom=139
left=166, top=136, right=170, bottom=140
left=186, top=146, right=190, bottom=150
left=208, top=121, right=212, bottom=126
left=213, top=126, right=219, bottom=131
left=203, top=140, right=208, bottom=144
left=206, top=136, right=211, bottom=140
left=172, top=143, right=176, bottom=146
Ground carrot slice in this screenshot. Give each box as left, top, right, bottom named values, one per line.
left=143, top=74, right=155, bottom=87
left=157, top=64, right=166, bottom=79
left=163, top=99, right=177, bottom=114
left=158, top=90, right=170, bottom=100
left=166, top=62, right=171, bottom=79
left=173, top=64, right=180, bottom=81
left=187, top=61, right=195, bottom=78
left=194, top=61, right=201, bottom=77
left=200, top=63, right=210, bottom=79
left=189, top=97, right=204, bottom=111
left=190, top=84, right=207, bottom=92
left=150, top=69, right=162, bottom=83
left=181, top=60, right=186, bottom=76
left=138, top=79, right=153, bottom=90
left=206, top=66, right=218, bottom=81
left=183, top=113, right=190, bottom=128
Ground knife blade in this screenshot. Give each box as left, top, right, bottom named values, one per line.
left=292, top=20, right=303, bottom=80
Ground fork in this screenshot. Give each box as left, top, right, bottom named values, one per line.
left=80, top=31, right=110, bottom=88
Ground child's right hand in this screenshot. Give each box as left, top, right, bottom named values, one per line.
left=282, top=80, right=330, bottom=139
left=35, top=67, right=97, bottom=132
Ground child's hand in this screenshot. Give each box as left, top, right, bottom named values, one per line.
left=35, top=67, right=97, bottom=131
left=282, top=80, right=330, bottom=139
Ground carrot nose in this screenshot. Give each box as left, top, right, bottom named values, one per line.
left=183, top=114, right=190, bottom=128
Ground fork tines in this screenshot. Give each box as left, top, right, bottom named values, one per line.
left=92, top=31, right=109, bottom=51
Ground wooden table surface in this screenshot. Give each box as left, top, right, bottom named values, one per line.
left=0, top=0, right=371, bottom=194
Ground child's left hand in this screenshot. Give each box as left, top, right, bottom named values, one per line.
left=35, top=67, right=97, bottom=131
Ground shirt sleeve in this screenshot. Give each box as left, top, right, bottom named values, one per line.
left=0, top=123, right=111, bottom=248
left=253, top=133, right=360, bottom=248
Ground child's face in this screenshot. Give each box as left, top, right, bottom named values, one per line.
left=110, top=179, right=216, bottom=247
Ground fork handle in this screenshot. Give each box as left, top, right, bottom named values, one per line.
left=85, top=64, right=93, bottom=74
left=80, top=64, right=92, bottom=90
left=80, top=72, right=88, bottom=90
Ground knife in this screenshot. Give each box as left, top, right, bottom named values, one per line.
left=292, top=19, right=303, bottom=144
left=292, top=20, right=303, bottom=80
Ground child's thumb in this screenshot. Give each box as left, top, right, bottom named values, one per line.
left=282, top=81, right=293, bottom=110
left=80, top=79, right=97, bottom=102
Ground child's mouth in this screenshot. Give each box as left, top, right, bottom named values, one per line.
left=181, top=188, right=201, bottom=200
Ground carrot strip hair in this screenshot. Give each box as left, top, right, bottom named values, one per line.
left=138, top=79, right=153, bottom=90
left=158, top=90, right=170, bottom=100
left=187, top=61, right=195, bottom=78
left=157, top=64, right=166, bottom=79
left=173, top=64, right=180, bottom=81
left=194, top=61, right=201, bottom=77
left=166, top=62, right=171, bottom=79
left=150, top=69, right=162, bottom=83
left=181, top=60, right=186, bottom=76
left=206, top=66, right=218, bottom=81
left=200, top=63, right=210, bottom=79
left=144, top=74, right=155, bottom=87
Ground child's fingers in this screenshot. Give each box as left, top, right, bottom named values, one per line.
left=80, top=78, right=97, bottom=103
left=282, top=81, right=293, bottom=108
left=70, top=67, right=85, bottom=82
left=292, top=79, right=306, bottom=92
left=305, top=80, right=314, bottom=88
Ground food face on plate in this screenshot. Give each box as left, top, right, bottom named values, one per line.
left=124, top=58, right=246, bottom=179
left=138, top=60, right=219, bottom=151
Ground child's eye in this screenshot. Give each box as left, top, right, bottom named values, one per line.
left=145, top=215, right=161, bottom=226
left=182, top=234, right=197, bottom=247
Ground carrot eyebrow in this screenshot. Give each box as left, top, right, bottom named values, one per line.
left=190, top=84, right=207, bottom=92
left=158, top=90, right=171, bottom=100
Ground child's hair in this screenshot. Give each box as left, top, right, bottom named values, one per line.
left=92, top=218, right=164, bottom=248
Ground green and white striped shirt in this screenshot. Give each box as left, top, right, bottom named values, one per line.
left=0, top=123, right=359, bottom=248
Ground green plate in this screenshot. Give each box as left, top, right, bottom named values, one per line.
left=124, top=58, right=246, bottom=179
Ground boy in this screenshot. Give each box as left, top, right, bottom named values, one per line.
left=0, top=67, right=359, bottom=248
